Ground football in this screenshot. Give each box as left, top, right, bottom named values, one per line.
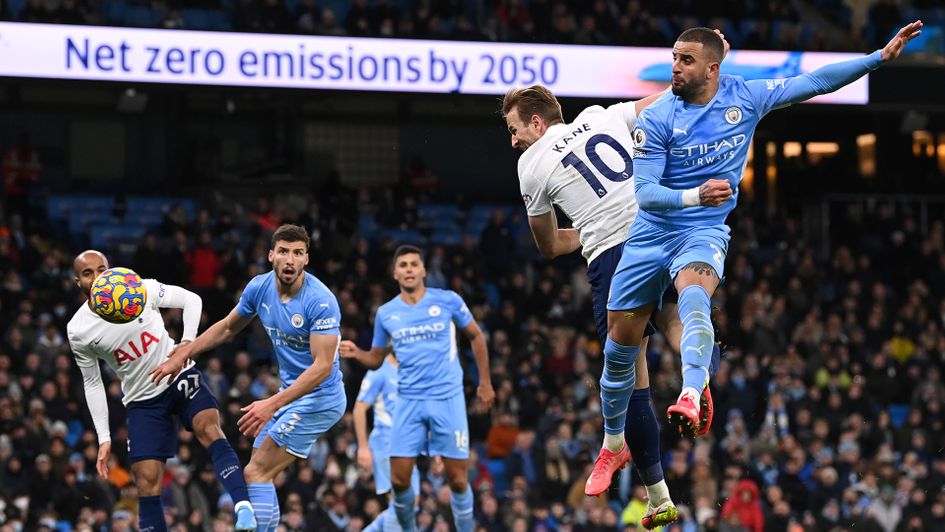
left=90, top=267, right=148, bottom=324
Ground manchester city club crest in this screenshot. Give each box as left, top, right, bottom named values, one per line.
left=291, top=313, right=304, bottom=328
left=725, top=106, right=743, bottom=124
left=428, top=305, right=441, bottom=317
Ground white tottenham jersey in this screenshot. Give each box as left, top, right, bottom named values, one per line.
left=518, top=101, right=641, bottom=264
left=67, top=279, right=195, bottom=405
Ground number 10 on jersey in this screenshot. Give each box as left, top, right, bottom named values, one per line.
left=561, top=133, right=634, bottom=198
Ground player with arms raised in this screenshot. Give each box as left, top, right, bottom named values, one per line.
left=341, top=245, right=494, bottom=532
left=67, top=250, right=256, bottom=532
left=500, top=31, right=729, bottom=529
left=150, top=224, right=346, bottom=531
left=608, top=22, right=923, bottom=436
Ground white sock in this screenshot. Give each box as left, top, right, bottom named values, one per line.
left=679, top=387, right=700, bottom=404
left=646, top=479, right=671, bottom=506
left=602, top=433, right=625, bottom=453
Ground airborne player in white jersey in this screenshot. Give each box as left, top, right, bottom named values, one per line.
left=501, top=32, right=728, bottom=528
left=67, top=250, right=256, bottom=532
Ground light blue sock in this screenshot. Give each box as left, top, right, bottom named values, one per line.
left=450, top=484, right=474, bottom=532
left=601, top=337, right=639, bottom=435
left=678, top=285, right=715, bottom=391
left=268, top=503, right=280, bottom=532
left=392, top=487, right=416, bottom=532
left=248, top=482, right=277, bottom=532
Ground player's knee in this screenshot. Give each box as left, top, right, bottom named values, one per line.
left=243, top=460, right=268, bottom=483
left=390, top=473, right=411, bottom=493
left=447, top=476, right=468, bottom=493
left=133, top=469, right=162, bottom=496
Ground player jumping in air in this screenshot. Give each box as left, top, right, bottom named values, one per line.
left=67, top=250, right=256, bottom=532
left=150, top=224, right=346, bottom=532
left=341, top=245, right=494, bottom=532
left=607, top=22, right=922, bottom=437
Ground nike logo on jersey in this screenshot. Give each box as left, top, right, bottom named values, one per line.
left=221, top=465, right=239, bottom=479
left=261, top=303, right=271, bottom=313
left=92, top=338, right=102, bottom=345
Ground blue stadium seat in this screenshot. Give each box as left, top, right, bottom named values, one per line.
left=89, top=224, right=149, bottom=250
left=888, top=404, right=910, bottom=429
left=429, top=229, right=462, bottom=247
left=418, top=204, right=460, bottom=222
left=377, top=229, right=424, bottom=245
left=484, top=458, right=509, bottom=494
left=358, top=214, right=378, bottom=239
left=123, top=5, right=163, bottom=27
left=7, top=0, right=26, bottom=19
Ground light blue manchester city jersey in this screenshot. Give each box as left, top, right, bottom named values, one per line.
left=236, top=271, right=343, bottom=406
left=372, top=288, right=473, bottom=400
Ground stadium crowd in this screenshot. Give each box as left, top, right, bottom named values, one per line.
left=2, top=0, right=940, bottom=54
left=0, top=178, right=943, bottom=532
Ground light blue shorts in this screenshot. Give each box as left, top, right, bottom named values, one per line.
left=390, top=393, right=469, bottom=459
left=370, top=436, right=422, bottom=495
left=608, top=218, right=730, bottom=311
left=254, top=387, right=347, bottom=459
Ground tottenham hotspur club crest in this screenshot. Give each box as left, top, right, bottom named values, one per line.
left=725, top=106, right=743, bottom=125
left=291, top=313, right=304, bottom=328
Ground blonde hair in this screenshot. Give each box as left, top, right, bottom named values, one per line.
left=501, top=85, right=564, bottom=125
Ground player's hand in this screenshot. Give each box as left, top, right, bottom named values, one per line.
left=698, top=179, right=733, bottom=207
left=151, top=353, right=187, bottom=384
left=96, top=441, right=111, bottom=479
left=881, top=20, right=923, bottom=62
left=356, top=446, right=373, bottom=472
left=715, top=29, right=731, bottom=59
left=338, top=340, right=359, bottom=359
left=477, top=382, right=496, bottom=411
left=238, top=398, right=278, bottom=438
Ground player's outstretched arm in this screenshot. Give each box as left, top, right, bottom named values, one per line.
left=149, top=307, right=254, bottom=385
left=527, top=210, right=581, bottom=259
left=462, top=321, right=495, bottom=410
left=237, top=333, right=338, bottom=437
left=352, top=401, right=374, bottom=471
left=752, top=21, right=922, bottom=111
left=339, top=340, right=387, bottom=370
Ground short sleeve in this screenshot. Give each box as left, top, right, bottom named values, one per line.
left=518, top=164, right=553, bottom=217
left=371, top=309, right=390, bottom=350
left=356, top=370, right=383, bottom=404
left=235, top=275, right=263, bottom=317
left=308, top=293, right=341, bottom=335
left=607, top=101, right=639, bottom=130
left=448, top=291, right=474, bottom=329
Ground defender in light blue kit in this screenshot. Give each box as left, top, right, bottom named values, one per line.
left=605, top=22, right=924, bottom=436
left=354, top=356, right=421, bottom=531
left=151, top=224, right=345, bottom=532
left=341, top=245, right=494, bottom=532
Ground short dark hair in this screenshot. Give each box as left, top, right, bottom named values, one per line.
left=271, top=224, right=310, bottom=250
left=501, top=85, right=564, bottom=125
left=677, top=27, right=724, bottom=63
left=392, top=244, right=424, bottom=265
